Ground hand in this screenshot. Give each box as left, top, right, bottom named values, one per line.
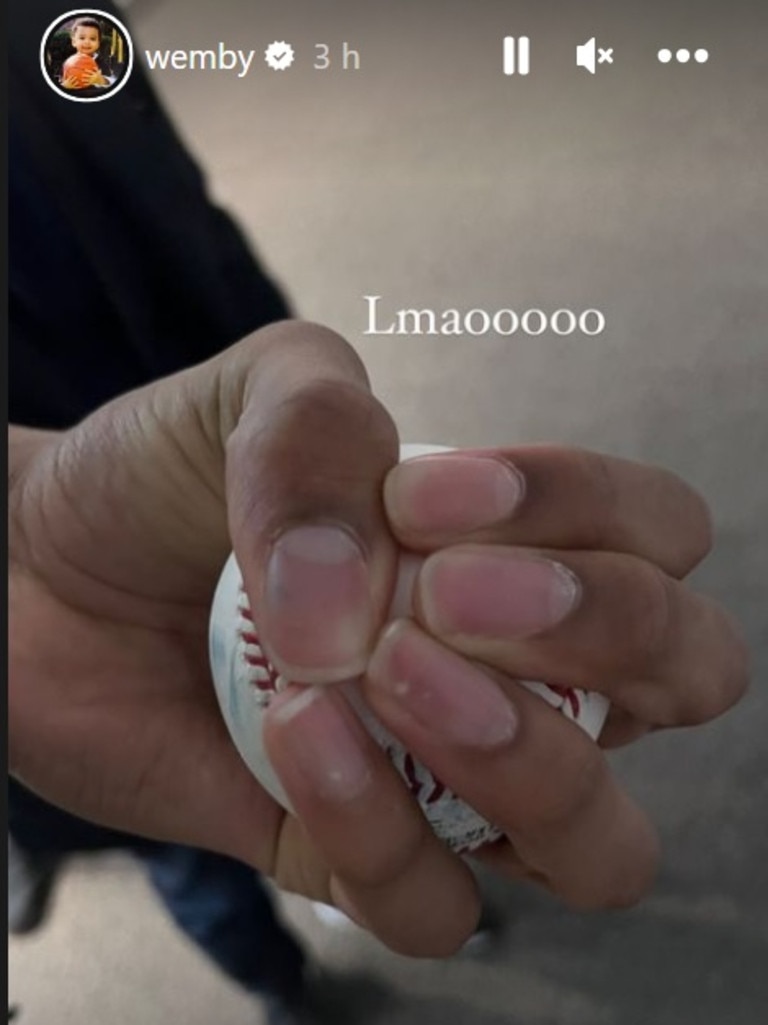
left=61, top=69, right=107, bottom=89
left=8, top=321, right=748, bottom=957
left=10, top=322, right=500, bottom=955
left=340, top=449, right=748, bottom=908
left=10, top=321, right=443, bottom=952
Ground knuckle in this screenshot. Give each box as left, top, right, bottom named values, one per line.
left=602, top=851, right=659, bottom=910
left=282, top=377, right=376, bottom=426
left=255, top=378, right=392, bottom=459
left=339, top=813, right=430, bottom=891
left=678, top=612, right=751, bottom=725
left=674, top=481, right=714, bottom=572
left=567, top=872, right=652, bottom=912
left=562, top=829, right=660, bottom=912
left=383, top=916, right=478, bottom=960
left=574, top=449, right=622, bottom=550
left=235, top=320, right=370, bottom=392
left=724, top=632, right=752, bottom=708
left=270, top=824, right=334, bottom=906
left=717, top=612, right=752, bottom=706
left=619, top=560, right=677, bottom=673
left=676, top=686, right=718, bottom=727
left=677, top=679, right=725, bottom=728
left=533, top=741, right=605, bottom=834
left=227, top=378, right=397, bottom=532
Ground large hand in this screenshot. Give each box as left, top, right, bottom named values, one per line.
left=9, top=322, right=438, bottom=948
left=8, top=321, right=749, bottom=956
left=344, top=449, right=749, bottom=908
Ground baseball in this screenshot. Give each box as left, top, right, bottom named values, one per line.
left=209, top=444, right=610, bottom=853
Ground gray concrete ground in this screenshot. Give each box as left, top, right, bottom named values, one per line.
left=10, top=1, right=768, bottom=1022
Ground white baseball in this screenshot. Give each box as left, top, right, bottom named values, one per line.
left=209, top=443, right=610, bottom=853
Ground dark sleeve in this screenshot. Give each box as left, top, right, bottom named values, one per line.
left=10, top=0, right=293, bottom=394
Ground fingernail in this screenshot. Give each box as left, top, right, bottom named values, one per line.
left=420, top=549, right=580, bottom=639
left=385, top=455, right=525, bottom=534
left=263, top=524, right=372, bottom=683
left=269, top=685, right=373, bottom=802
left=368, top=621, right=517, bottom=748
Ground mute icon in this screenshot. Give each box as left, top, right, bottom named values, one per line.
left=576, top=37, right=614, bottom=74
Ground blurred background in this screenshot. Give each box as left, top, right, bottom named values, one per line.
left=10, top=1, right=768, bottom=1022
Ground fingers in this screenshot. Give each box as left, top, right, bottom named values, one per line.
left=27, top=320, right=398, bottom=633
left=384, top=446, right=747, bottom=732
left=595, top=706, right=655, bottom=749
left=224, top=321, right=400, bottom=683
left=411, top=545, right=749, bottom=728
left=263, top=683, right=481, bottom=957
left=364, top=621, right=660, bottom=910
left=384, top=445, right=712, bottom=578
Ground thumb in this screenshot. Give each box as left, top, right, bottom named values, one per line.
left=225, top=321, right=400, bottom=683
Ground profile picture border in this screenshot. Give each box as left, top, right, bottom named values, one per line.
left=39, top=7, right=134, bottom=103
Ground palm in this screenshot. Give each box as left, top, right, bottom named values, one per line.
left=10, top=403, right=286, bottom=872
left=10, top=331, right=403, bottom=903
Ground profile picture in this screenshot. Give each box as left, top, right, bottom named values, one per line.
left=40, top=8, right=133, bottom=102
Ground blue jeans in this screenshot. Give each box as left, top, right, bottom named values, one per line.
left=8, top=779, right=306, bottom=1000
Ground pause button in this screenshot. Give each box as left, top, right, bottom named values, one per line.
left=504, top=36, right=530, bottom=75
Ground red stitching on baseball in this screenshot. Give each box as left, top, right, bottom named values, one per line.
left=548, top=684, right=581, bottom=718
